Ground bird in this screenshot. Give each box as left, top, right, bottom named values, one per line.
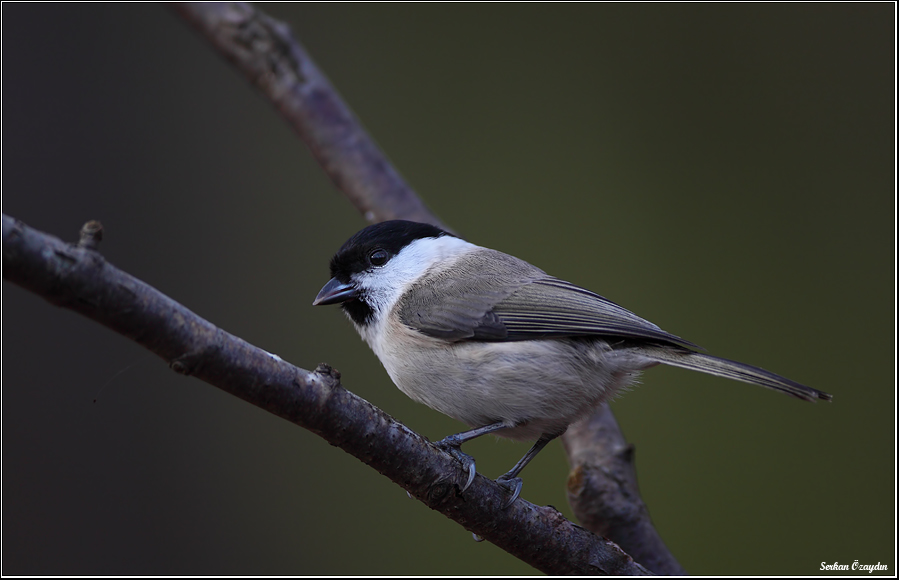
left=313, top=220, right=831, bottom=506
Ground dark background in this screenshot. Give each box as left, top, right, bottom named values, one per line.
left=2, top=3, right=894, bottom=575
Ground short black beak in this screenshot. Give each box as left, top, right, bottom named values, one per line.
left=313, top=277, right=358, bottom=306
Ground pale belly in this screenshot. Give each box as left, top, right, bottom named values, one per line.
left=368, top=321, right=651, bottom=441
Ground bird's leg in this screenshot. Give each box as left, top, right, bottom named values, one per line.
left=434, top=421, right=509, bottom=492
left=495, top=433, right=560, bottom=508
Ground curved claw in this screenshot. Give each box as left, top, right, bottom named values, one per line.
left=449, top=450, right=476, bottom=493
left=495, top=475, right=523, bottom=508
left=434, top=439, right=477, bottom=493
left=461, top=456, right=476, bottom=492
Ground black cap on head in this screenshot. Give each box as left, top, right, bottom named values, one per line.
left=323, top=220, right=457, bottom=326
left=329, top=220, right=457, bottom=280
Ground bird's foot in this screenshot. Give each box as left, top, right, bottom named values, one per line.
left=434, top=436, right=477, bottom=493
left=495, top=475, right=523, bottom=508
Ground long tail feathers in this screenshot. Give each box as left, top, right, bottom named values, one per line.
left=638, top=346, right=833, bottom=402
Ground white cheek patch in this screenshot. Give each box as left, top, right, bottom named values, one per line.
left=354, top=235, right=479, bottom=327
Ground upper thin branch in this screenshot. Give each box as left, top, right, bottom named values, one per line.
left=166, top=9, right=679, bottom=569
left=174, top=2, right=680, bottom=573
left=171, top=2, right=448, bottom=230
left=564, top=407, right=686, bottom=575
left=6, top=2, right=683, bottom=574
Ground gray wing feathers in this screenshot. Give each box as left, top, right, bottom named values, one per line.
left=397, top=248, right=696, bottom=348
left=494, top=278, right=698, bottom=348
left=396, top=249, right=540, bottom=340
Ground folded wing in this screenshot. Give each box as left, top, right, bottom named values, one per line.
left=396, top=248, right=696, bottom=349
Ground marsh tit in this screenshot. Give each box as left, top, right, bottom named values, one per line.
left=314, top=220, right=831, bottom=506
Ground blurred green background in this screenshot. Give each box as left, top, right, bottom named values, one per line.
left=2, top=3, right=894, bottom=575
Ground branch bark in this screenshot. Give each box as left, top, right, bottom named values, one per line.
left=169, top=6, right=681, bottom=568
left=2, top=213, right=651, bottom=576
left=4, top=1, right=683, bottom=574
left=564, top=406, right=687, bottom=575
left=171, top=2, right=448, bottom=231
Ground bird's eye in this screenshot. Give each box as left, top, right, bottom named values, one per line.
left=369, top=249, right=389, bottom=267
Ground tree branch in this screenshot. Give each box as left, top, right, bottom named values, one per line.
left=564, top=406, right=687, bottom=575
left=171, top=2, right=448, bottom=230
left=167, top=6, right=680, bottom=570
left=5, top=2, right=682, bottom=574
left=2, top=213, right=651, bottom=576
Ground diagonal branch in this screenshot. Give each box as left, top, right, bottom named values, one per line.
left=564, top=406, right=686, bottom=575
left=168, top=3, right=681, bottom=572
left=7, top=1, right=682, bottom=574
left=171, top=2, right=448, bottom=231
left=2, top=213, right=651, bottom=576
